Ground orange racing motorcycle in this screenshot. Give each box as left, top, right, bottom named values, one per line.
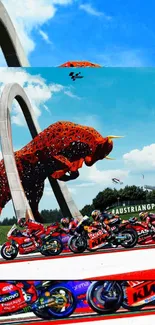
left=87, top=280, right=155, bottom=314
left=68, top=217, right=138, bottom=253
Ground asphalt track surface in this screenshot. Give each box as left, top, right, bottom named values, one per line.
left=0, top=244, right=155, bottom=264
left=1, top=307, right=155, bottom=325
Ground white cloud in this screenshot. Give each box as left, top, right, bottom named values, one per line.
left=1, top=0, right=73, bottom=56
left=0, top=68, right=65, bottom=126
left=79, top=3, right=112, bottom=19
left=123, top=144, right=155, bottom=171
left=64, top=90, right=81, bottom=100
left=79, top=164, right=129, bottom=185
left=39, top=30, right=53, bottom=45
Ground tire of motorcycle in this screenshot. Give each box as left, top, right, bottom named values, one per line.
left=121, top=300, right=143, bottom=311
left=68, top=235, right=87, bottom=253
left=87, top=246, right=98, bottom=252
left=1, top=243, right=18, bottom=260
left=33, top=309, right=53, bottom=320
left=41, top=237, right=63, bottom=256
left=119, top=228, right=138, bottom=248
left=87, top=281, right=123, bottom=314
left=45, top=284, right=77, bottom=318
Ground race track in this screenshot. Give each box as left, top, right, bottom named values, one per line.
left=1, top=307, right=155, bottom=325
left=0, top=245, right=155, bottom=279
left=0, top=243, right=155, bottom=264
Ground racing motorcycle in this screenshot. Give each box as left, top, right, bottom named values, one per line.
left=86, top=280, right=155, bottom=314
left=64, top=281, right=92, bottom=313
left=121, top=217, right=155, bottom=246
left=68, top=218, right=138, bottom=253
left=46, top=223, right=70, bottom=252
left=0, top=281, right=77, bottom=319
left=1, top=224, right=63, bottom=260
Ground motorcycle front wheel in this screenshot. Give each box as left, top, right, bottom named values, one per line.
left=68, top=235, right=87, bottom=253
left=1, top=243, right=18, bottom=260
left=87, top=281, right=123, bottom=314
left=119, top=229, right=138, bottom=248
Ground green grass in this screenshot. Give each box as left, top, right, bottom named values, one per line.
left=0, top=223, right=52, bottom=245
left=0, top=226, right=11, bottom=245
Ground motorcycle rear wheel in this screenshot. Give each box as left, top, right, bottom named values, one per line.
left=1, top=243, right=18, bottom=260
left=33, top=308, right=53, bottom=320
left=122, top=299, right=143, bottom=311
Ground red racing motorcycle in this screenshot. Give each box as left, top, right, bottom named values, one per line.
left=0, top=281, right=77, bottom=319
left=1, top=224, right=63, bottom=260
left=120, top=218, right=155, bottom=246
left=46, top=223, right=70, bottom=252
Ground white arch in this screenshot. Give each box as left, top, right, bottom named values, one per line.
left=0, top=0, right=29, bottom=67
left=0, top=0, right=82, bottom=220
left=0, top=83, right=81, bottom=220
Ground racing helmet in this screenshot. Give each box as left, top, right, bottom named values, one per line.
left=17, top=218, right=26, bottom=227
left=61, top=217, right=70, bottom=227
left=91, top=210, right=101, bottom=221
left=139, top=212, right=147, bottom=221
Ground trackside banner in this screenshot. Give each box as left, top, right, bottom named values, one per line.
left=111, top=203, right=155, bottom=215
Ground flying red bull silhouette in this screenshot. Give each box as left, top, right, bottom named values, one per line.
left=0, top=121, right=122, bottom=221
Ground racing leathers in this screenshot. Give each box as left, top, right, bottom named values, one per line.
left=60, top=219, right=78, bottom=235
left=145, top=213, right=155, bottom=232
left=21, top=219, right=45, bottom=246
left=76, top=215, right=115, bottom=239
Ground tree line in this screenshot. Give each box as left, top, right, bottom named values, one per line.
left=1, top=186, right=155, bottom=225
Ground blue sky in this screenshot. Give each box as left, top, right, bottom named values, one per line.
left=1, top=0, right=155, bottom=67
left=0, top=67, right=155, bottom=219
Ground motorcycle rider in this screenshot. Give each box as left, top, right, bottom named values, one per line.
left=17, top=217, right=45, bottom=247
left=90, top=210, right=116, bottom=239
left=91, top=210, right=121, bottom=228
left=139, top=211, right=155, bottom=232
left=60, top=217, right=78, bottom=235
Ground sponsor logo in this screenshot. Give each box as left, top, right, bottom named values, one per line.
left=2, top=285, right=14, bottom=292
left=21, top=242, right=33, bottom=248
left=3, top=298, right=22, bottom=307
left=74, top=282, right=90, bottom=291
left=137, top=229, right=149, bottom=237
left=0, top=292, right=19, bottom=303
left=133, top=283, right=155, bottom=303
left=111, top=203, right=155, bottom=215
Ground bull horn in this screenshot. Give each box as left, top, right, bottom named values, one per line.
left=105, top=156, right=116, bottom=160
left=108, top=135, right=124, bottom=139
